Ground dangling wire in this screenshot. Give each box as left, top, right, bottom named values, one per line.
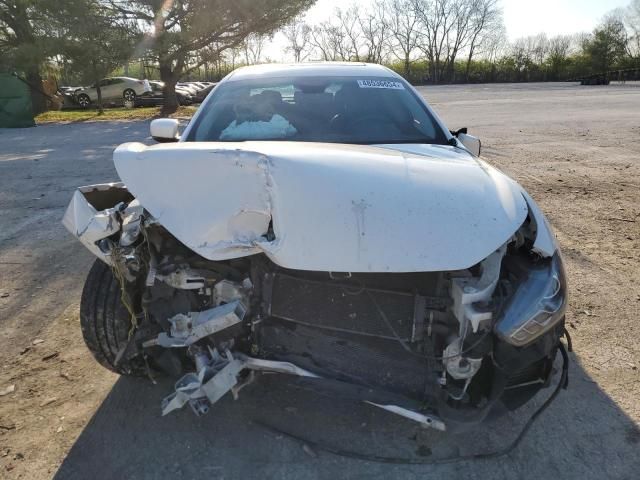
left=109, top=244, right=139, bottom=339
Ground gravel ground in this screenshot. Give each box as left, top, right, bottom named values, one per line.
left=0, top=82, right=639, bottom=479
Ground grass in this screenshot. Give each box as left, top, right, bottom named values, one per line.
left=35, top=106, right=198, bottom=124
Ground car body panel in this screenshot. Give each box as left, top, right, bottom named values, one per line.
left=113, top=141, right=528, bottom=272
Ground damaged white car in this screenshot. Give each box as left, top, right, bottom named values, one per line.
left=63, top=63, right=569, bottom=432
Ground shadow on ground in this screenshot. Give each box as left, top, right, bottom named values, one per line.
left=54, top=355, right=639, bottom=480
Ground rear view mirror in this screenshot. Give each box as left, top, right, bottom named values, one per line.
left=150, top=118, right=180, bottom=143
left=458, top=132, right=481, bottom=157
left=451, top=128, right=481, bottom=157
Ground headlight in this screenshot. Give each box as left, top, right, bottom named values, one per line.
left=494, top=253, right=567, bottom=347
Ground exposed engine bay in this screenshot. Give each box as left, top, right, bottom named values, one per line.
left=63, top=182, right=567, bottom=430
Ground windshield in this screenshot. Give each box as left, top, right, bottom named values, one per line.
left=185, top=75, right=448, bottom=145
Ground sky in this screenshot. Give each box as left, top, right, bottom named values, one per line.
left=265, top=0, right=633, bottom=61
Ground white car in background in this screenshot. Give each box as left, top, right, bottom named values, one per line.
left=63, top=63, right=568, bottom=440
left=74, top=77, right=151, bottom=107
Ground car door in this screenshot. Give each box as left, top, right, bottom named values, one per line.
left=96, top=78, right=113, bottom=100
left=110, top=78, right=126, bottom=99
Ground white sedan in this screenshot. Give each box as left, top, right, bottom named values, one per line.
left=74, top=77, right=151, bottom=107
left=63, top=63, right=568, bottom=437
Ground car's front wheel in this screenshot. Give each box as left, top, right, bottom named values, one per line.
left=76, top=93, right=91, bottom=108
left=79, top=259, right=145, bottom=376
left=123, top=88, right=136, bottom=102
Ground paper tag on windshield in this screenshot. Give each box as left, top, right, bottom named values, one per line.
left=357, top=79, right=404, bottom=90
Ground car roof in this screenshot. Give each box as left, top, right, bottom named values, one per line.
left=225, top=62, right=399, bottom=82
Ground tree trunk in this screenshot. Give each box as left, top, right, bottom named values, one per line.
left=96, top=85, right=104, bottom=115
left=160, top=64, right=179, bottom=115
left=26, top=70, right=47, bottom=115
left=465, top=48, right=474, bottom=82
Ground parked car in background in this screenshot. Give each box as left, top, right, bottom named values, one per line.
left=136, top=81, right=194, bottom=107
left=73, top=77, right=151, bottom=107
left=176, top=82, right=200, bottom=97
left=191, top=82, right=216, bottom=103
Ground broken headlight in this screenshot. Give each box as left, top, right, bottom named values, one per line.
left=495, top=253, right=566, bottom=347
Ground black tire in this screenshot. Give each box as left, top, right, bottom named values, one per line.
left=77, top=93, right=91, bottom=108
left=80, top=259, right=145, bottom=376
left=123, top=88, right=137, bottom=102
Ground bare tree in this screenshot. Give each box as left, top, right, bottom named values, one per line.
left=414, top=0, right=458, bottom=83
left=624, top=0, right=640, bottom=58
left=385, top=0, right=421, bottom=77
left=310, top=20, right=349, bottom=61
left=464, top=0, right=502, bottom=81
left=242, top=33, right=267, bottom=65
left=531, top=33, right=549, bottom=66
left=358, top=2, right=389, bottom=63
left=335, top=6, right=364, bottom=61
left=547, top=34, right=572, bottom=79
left=282, top=16, right=312, bottom=62
left=443, top=0, right=475, bottom=82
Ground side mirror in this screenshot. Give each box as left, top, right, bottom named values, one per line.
left=150, top=118, right=180, bottom=143
left=451, top=127, right=481, bottom=157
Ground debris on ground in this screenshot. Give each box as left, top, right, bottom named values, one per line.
left=39, top=397, right=57, bottom=407
left=0, top=384, right=15, bottom=396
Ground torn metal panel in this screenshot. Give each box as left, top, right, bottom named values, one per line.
left=113, top=141, right=529, bottom=272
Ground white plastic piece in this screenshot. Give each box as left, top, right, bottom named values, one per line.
left=113, top=141, right=528, bottom=272
left=238, top=356, right=321, bottom=378
left=365, top=402, right=446, bottom=431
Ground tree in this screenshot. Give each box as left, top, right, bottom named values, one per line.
left=359, top=1, right=389, bottom=64
left=55, top=1, right=137, bottom=113
left=242, top=33, right=267, bottom=65
left=624, top=0, right=640, bottom=59
left=585, top=16, right=629, bottom=73
left=336, top=6, right=364, bottom=61
left=282, top=16, right=312, bottom=62
left=547, top=35, right=572, bottom=80
left=310, top=20, right=348, bottom=61
left=385, top=0, right=420, bottom=78
left=0, top=0, right=51, bottom=113
left=464, top=0, right=502, bottom=82
left=110, top=0, right=315, bottom=113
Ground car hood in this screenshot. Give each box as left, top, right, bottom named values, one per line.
left=113, top=141, right=528, bottom=272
